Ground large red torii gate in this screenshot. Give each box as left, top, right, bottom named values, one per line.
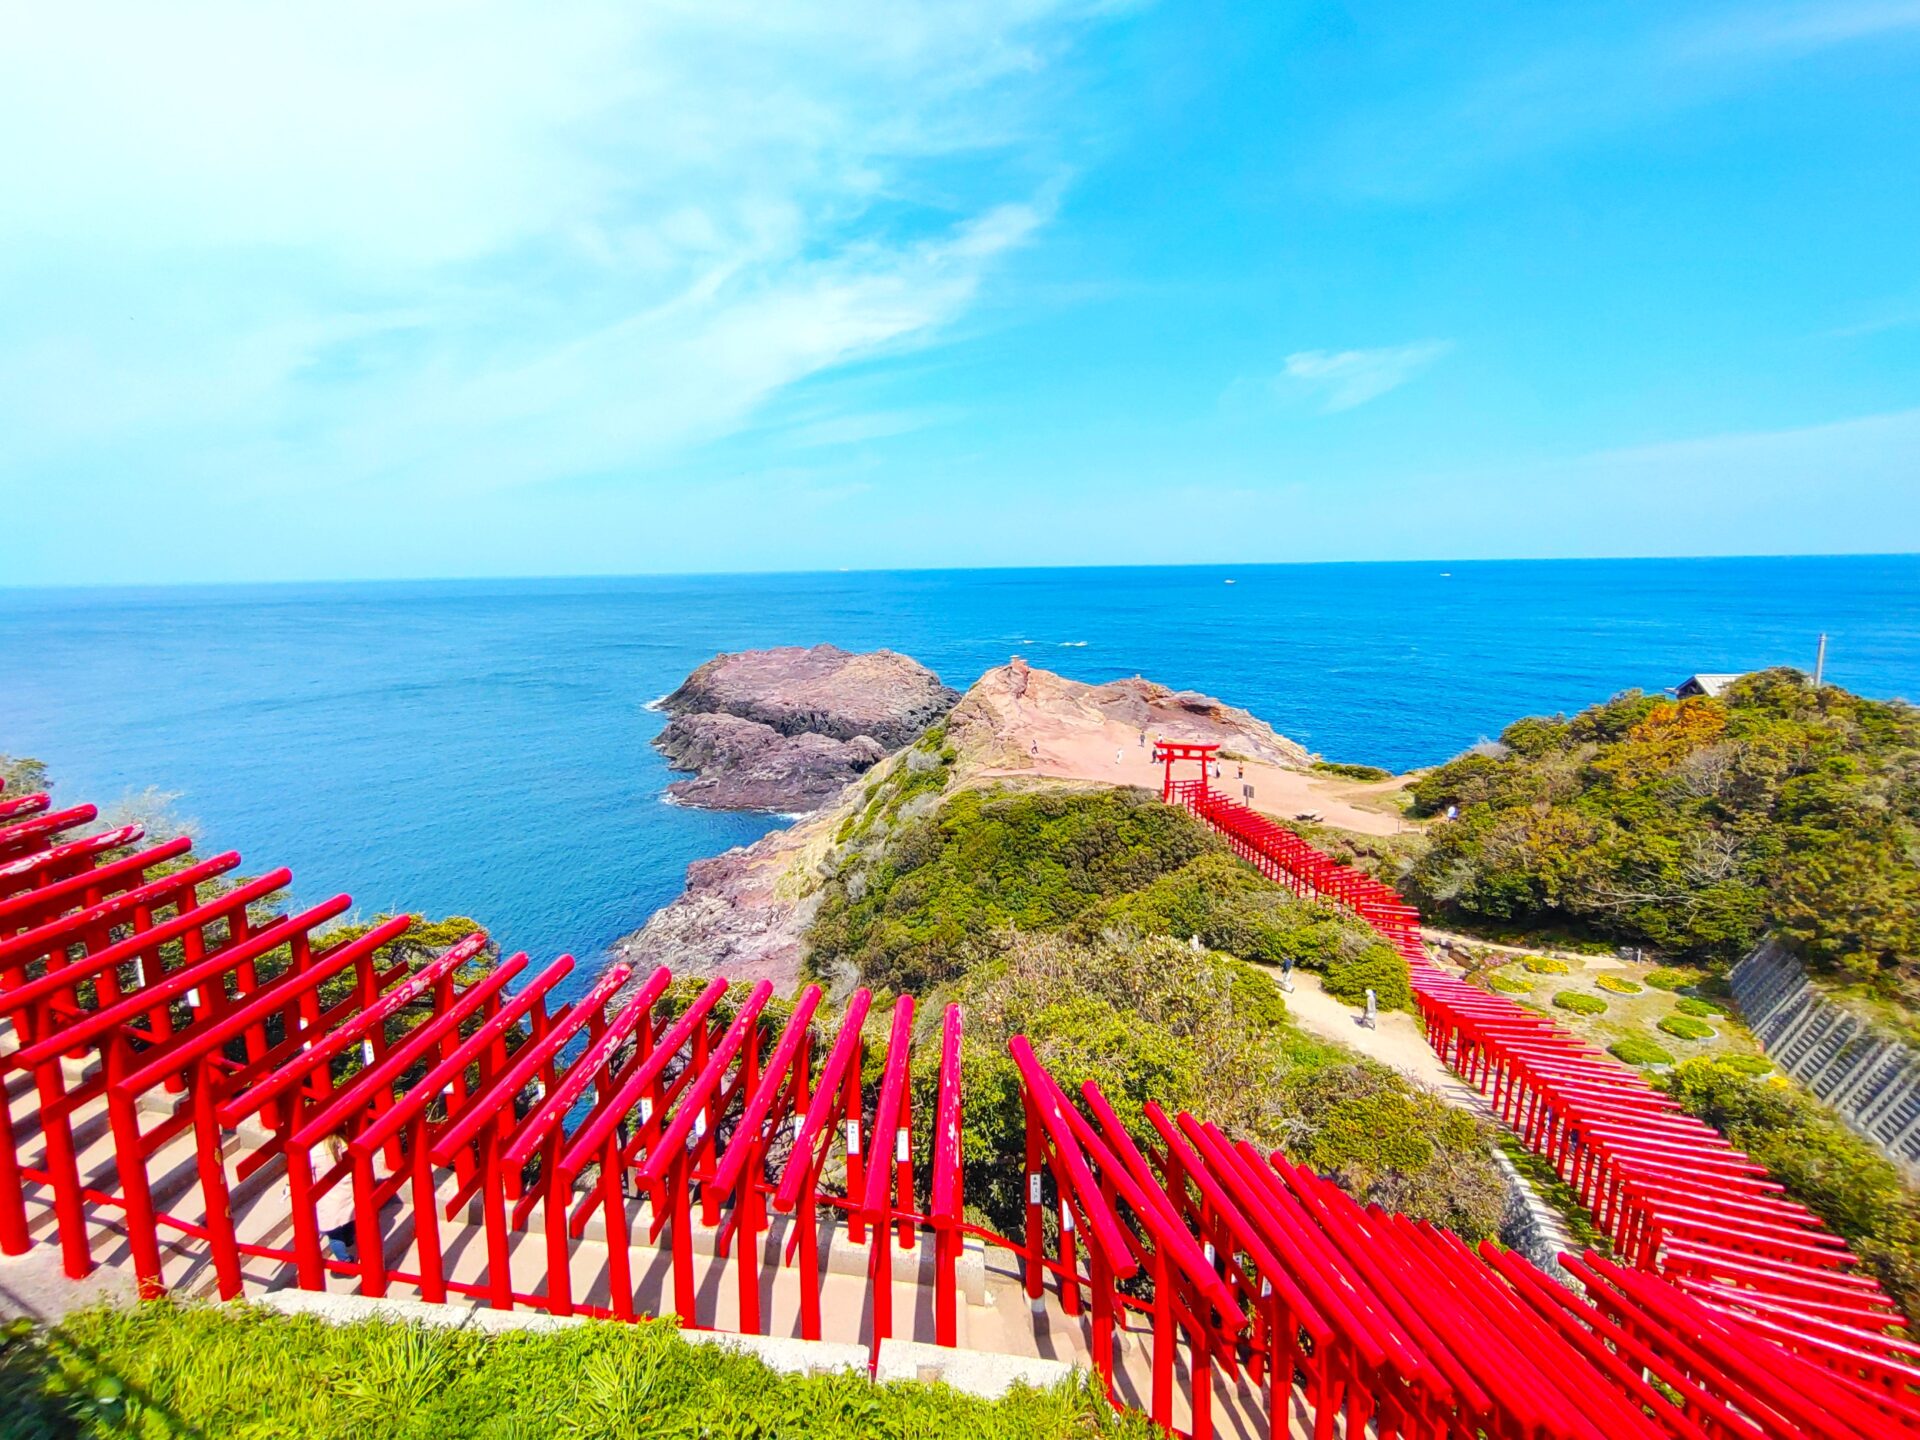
left=1157, top=740, right=1219, bottom=805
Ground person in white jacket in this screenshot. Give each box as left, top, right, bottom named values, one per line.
left=313, top=1134, right=358, bottom=1263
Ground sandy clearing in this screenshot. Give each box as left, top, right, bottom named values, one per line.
left=976, top=714, right=1417, bottom=838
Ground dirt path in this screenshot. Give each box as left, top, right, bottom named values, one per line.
left=1279, top=972, right=1494, bottom=1118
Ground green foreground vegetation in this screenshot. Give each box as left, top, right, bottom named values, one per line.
left=1, top=1303, right=1149, bottom=1440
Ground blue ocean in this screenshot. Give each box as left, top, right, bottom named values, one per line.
left=3, top=557, right=1915, bottom=1001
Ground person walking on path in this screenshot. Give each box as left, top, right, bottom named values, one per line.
left=314, top=1134, right=359, bottom=1263
left=1363, top=988, right=1378, bottom=1030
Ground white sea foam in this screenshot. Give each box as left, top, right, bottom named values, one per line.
left=642, top=694, right=672, bottom=712
left=1058, top=640, right=1088, bottom=647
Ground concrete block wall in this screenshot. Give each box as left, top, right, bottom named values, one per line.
left=1730, top=940, right=1920, bottom=1172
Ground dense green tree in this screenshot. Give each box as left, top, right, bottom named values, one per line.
left=1409, top=670, right=1920, bottom=1000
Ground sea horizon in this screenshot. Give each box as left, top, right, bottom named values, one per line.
left=5, top=553, right=1915, bottom=1004
left=6, top=548, right=1919, bottom=595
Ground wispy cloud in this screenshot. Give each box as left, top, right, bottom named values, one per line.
left=1272, top=341, right=1453, bottom=412
left=0, top=2, right=1105, bottom=511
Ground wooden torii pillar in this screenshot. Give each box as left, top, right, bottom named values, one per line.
left=1157, top=741, right=1220, bottom=803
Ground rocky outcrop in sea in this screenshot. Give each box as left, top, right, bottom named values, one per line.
left=654, top=644, right=956, bottom=813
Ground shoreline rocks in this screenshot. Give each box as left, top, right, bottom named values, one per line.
left=654, top=644, right=956, bottom=815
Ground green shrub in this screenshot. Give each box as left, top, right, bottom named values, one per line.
left=1323, top=945, right=1413, bottom=1011
left=1313, top=760, right=1394, bottom=783
left=4, top=1302, right=1154, bottom=1439
left=1643, top=968, right=1697, bottom=991
left=1608, top=1035, right=1674, bottom=1067
left=1595, top=974, right=1643, bottom=994
left=1484, top=969, right=1532, bottom=994
left=809, top=786, right=1220, bottom=993
left=1085, top=853, right=1394, bottom=982
left=1673, top=996, right=1723, bottom=1017
left=946, top=931, right=1506, bottom=1242
left=1521, top=956, right=1572, bottom=974
left=1552, top=991, right=1607, bottom=1015
left=1658, top=1014, right=1715, bottom=1040
left=811, top=786, right=1403, bottom=1000
left=1665, top=1058, right=1920, bottom=1326
left=1707, top=1053, right=1774, bottom=1077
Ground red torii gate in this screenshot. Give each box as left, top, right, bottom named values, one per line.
left=1157, top=741, right=1219, bottom=805
left=2, top=775, right=1919, bottom=1440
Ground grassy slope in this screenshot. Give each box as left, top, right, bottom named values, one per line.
left=1, top=1303, right=1152, bottom=1440
left=808, top=753, right=1508, bottom=1242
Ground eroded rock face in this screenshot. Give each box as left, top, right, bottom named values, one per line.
left=658, top=713, right=885, bottom=813
left=614, top=823, right=824, bottom=989
left=662, top=644, right=957, bottom=748
left=654, top=644, right=955, bottom=814
left=947, top=660, right=1313, bottom=771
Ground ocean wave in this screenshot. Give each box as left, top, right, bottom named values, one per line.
left=1058, top=640, right=1088, bottom=647
left=641, top=694, right=672, bottom=712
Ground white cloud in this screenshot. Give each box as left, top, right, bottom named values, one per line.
left=0, top=2, right=1104, bottom=516
left=1275, top=341, right=1453, bottom=412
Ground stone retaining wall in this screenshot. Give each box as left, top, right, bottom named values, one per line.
left=1730, top=940, right=1920, bottom=1171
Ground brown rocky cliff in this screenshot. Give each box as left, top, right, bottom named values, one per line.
left=948, top=660, right=1312, bottom=771
left=662, top=644, right=957, bottom=748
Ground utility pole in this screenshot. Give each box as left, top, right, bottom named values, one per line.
left=1814, top=633, right=1828, bottom=689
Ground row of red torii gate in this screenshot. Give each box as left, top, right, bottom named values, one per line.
left=0, top=749, right=1914, bottom=1440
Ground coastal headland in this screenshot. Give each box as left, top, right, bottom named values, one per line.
left=620, top=649, right=1418, bottom=991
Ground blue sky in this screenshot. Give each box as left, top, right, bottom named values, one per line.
left=5, top=1, right=1920, bottom=584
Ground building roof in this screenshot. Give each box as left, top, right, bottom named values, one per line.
left=1675, top=673, right=1745, bottom=698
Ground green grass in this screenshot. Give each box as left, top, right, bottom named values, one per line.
left=1673, top=996, right=1724, bottom=1018
left=1643, top=967, right=1699, bottom=992
left=1608, top=1035, right=1674, bottom=1067
left=1, top=1303, right=1154, bottom=1440
left=1552, top=991, right=1607, bottom=1016
left=1311, top=760, right=1394, bottom=783
left=1484, top=969, right=1532, bottom=994
left=1496, top=1137, right=1611, bottom=1255
left=1658, top=1014, right=1715, bottom=1041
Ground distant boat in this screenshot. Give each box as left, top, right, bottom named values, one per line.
left=1439, top=572, right=1451, bottom=578
left=1224, top=579, right=1236, bottom=585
